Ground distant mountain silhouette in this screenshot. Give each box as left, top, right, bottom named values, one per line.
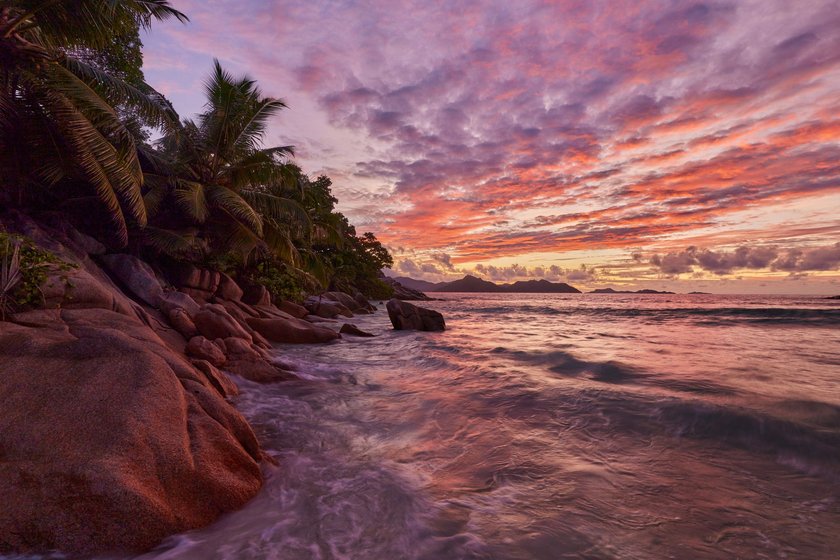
left=392, top=274, right=581, bottom=293
left=503, top=279, right=581, bottom=293
left=435, top=275, right=506, bottom=292
left=589, top=288, right=675, bottom=294
left=392, top=276, right=440, bottom=292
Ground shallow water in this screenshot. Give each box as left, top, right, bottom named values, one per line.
left=115, top=294, right=840, bottom=558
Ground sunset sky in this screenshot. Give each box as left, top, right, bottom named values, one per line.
left=143, top=0, right=840, bottom=293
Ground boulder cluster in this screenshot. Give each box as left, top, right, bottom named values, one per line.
left=0, top=212, right=378, bottom=555
left=0, top=211, right=445, bottom=556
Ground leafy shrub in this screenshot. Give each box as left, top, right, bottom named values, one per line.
left=356, top=277, right=395, bottom=300
left=253, top=261, right=310, bottom=303
left=0, top=233, right=76, bottom=316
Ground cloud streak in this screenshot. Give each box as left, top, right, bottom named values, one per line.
left=649, top=243, right=840, bottom=276
left=143, top=0, right=840, bottom=290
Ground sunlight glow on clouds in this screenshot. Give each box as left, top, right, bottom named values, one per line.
left=143, top=0, right=840, bottom=292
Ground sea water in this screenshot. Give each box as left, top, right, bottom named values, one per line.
left=112, top=294, right=840, bottom=558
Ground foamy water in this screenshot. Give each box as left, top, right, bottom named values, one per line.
left=97, top=294, right=840, bottom=558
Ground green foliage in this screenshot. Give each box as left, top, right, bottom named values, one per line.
left=0, top=233, right=75, bottom=316
left=0, top=0, right=186, bottom=245
left=355, top=277, right=394, bottom=300
left=252, top=260, right=310, bottom=304
left=147, top=60, right=298, bottom=261
left=1, top=2, right=396, bottom=301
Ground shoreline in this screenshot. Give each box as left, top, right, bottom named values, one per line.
left=0, top=212, right=399, bottom=557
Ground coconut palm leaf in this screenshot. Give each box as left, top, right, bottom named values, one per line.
left=1, top=0, right=185, bottom=245
left=205, top=183, right=263, bottom=237
left=141, top=172, right=169, bottom=217
left=61, top=56, right=179, bottom=131
left=174, top=179, right=209, bottom=223
left=241, top=190, right=311, bottom=234
left=262, top=224, right=301, bottom=266
left=3, top=1, right=188, bottom=50
left=141, top=225, right=197, bottom=257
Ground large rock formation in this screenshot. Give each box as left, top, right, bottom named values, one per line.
left=246, top=315, right=341, bottom=344
left=0, top=212, right=337, bottom=555
left=386, top=298, right=446, bottom=331
left=340, top=323, right=376, bottom=337
left=0, top=308, right=263, bottom=556
left=0, top=211, right=393, bottom=555
left=304, top=295, right=353, bottom=318
left=381, top=277, right=432, bottom=301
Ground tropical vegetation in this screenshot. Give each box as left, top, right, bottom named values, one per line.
left=0, top=0, right=393, bottom=302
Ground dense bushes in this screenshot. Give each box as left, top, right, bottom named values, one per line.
left=0, top=233, right=75, bottom=317
left=0, top=1, right=394, bottom=303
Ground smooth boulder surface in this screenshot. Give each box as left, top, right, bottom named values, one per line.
left=99, top=253, right=165, bottom=307
left=216, top=273, right=244, bottom=301
left=158, top=290, right=201, bottom=318
left=323, top=291, right=374, bottom=314
left=186, top=336, right=227, bottom=366
left=246, top=316, right=341, bottom=344
left=386, top=298, right=446, bottom=331
left=193, top=303, right=253, bottom=342
left=166, top=263, right=220, bottom=294
left=167, top=307, right=199, bottom=339
left=304, top=296, right=354, bottom=318
left=217, top=336, right=295, bottom=382
left=276, top=300, right=309, bottom=319
left=340, top=323, right=376, bottom=337
left=0, top=309, right=262, bottom=556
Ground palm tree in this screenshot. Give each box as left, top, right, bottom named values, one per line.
left=0, top=0, right=186, bottom=244
left=148, top=60, right=311, bottom=265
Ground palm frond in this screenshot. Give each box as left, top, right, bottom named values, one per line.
left=61, top=56, right=180, bottom=131
left=241, top=190, right=312, bottom=234
left=4, top=1, right=187, bottom=49
left=142, top=172, right=170, bottom=217
left=0, top=237, right=23, bottom=320
left=141, top=225, right=197, bottom=257
left=174, top=179, right=209, bottom=222
left=231, top=97, right=288, bottom=154
left=205, top=183, right=263, bottom=236
left=262, top=224, right=301, bottom=266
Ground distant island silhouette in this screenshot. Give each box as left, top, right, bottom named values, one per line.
left=589, top=288, right=675, bottom=294
left=394, top=275, right=581, bottom=293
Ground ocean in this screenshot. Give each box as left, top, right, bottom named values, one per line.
left=121, top=293, right=839, bottom=559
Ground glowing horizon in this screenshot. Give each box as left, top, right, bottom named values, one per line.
left=143, top=0, right=840, bottom=294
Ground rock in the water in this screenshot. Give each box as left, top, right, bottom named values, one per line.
left=386, top=299, right=445, bottom=331
left=340, top=323, right=376, bottom=337
left=186, top=336, right=227, bottom=367
left=0, top=309, right=262, bottom=556
left=246, top=316, right=341, bottom=344
left=100, top=253, right=165, bottom=307
left=354, top=292, right=376, bottom=312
